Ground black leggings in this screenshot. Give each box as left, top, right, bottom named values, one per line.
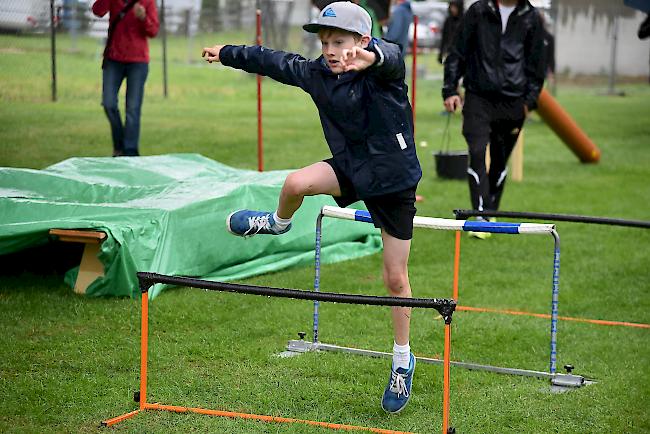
left=462, top=92, right=526, bottom=212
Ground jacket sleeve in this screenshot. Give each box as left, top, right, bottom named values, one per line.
left=219, top=45, right=312, bottom=91
left=142, top=0, right=159, bottom=38
left=92, top=0, right=110, bottom=17
left=366, top=39, right=405, bottom=82
left=523, top=12, right=546, bottom=111
left=442, top=12, right=471, bottom=100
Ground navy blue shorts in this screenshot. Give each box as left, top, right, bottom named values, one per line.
left=324, top=158, right=417, bottom=240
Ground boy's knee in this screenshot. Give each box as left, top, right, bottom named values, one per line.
left=383, top=271, right=409, bottom=296
left=283, top=172, right=311, bottom=197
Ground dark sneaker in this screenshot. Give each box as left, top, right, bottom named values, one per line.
left=226, top=210, right=291, bottom=237
left=381, top=353, right=416, bottom=414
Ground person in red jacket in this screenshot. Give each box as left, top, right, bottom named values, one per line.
left=92, top=0, right=159, bottom=156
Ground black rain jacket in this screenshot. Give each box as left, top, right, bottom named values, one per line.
left=442, top=0, right=545, bottom=110
left=220, top=39, right=421, bottom=199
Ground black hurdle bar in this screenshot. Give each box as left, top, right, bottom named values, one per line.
left=454, top=209, right=650, bottom=229
left=137, top=272, right=457, bottom=323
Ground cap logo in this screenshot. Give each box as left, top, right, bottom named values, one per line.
left=323, top=7, right=336, bottom=17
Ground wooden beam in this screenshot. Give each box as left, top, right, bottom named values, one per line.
left=49, top=229, right=107, bottom=294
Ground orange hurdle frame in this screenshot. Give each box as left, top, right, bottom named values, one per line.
left=102, top=274, right=456, bottom=434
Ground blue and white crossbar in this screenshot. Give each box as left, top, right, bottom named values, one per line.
left=321, top=205, right=556, bottom=235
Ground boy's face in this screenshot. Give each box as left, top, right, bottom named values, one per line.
left=319, top=29, right=368, bottom=74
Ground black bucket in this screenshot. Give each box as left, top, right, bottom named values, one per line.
left=434, top=151, right=468, bottom=180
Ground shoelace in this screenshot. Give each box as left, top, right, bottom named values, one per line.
left=244, top=214, right=272, bottom=236
left=389, top=370, right=409, bottom=398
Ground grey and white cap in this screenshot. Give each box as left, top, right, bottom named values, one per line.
left=303, top=1, right=372, bottom=36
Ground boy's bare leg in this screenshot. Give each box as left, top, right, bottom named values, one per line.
left=381, top=230, right=412, bottom=345
left=227, top=161, right=340, bottom=237
left=276, top=161, right=341, bottom=219
left=380, top=230, right=415, bottom=413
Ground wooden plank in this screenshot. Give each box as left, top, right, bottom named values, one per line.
left=511, top=129, right=524, bottom=182
left=49, top=229, right=107, bottom=294
left=49, top=229, right=107, bottom=244
left=74, top=243, right=104, bottom=294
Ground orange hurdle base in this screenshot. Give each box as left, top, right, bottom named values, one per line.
left=102, top=404, right=413, bottom=433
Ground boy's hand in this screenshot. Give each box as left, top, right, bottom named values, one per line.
left=202, top=45, right=225, bottom=63
left=340, top=47, right=376, bottom=72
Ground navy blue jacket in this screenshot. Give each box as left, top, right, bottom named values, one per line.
left=442, top=0, right=545, bottom=110
left=220, top=39, right=422, bottom=199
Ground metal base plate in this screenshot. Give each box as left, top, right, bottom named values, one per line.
left=285, top=339, right=591, bottom=389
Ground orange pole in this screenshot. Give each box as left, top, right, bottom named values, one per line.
left=442, top=323, right=452, bottom=434
left=536, top=88, right=600, bottom=163
left=256, top=9, right=264, bottom=172
left=457, top=305, right=650, bottom=329
left=452, top=231, right=461, bottom=301
left=411, top=15, right=418, bottom=137
left=140, top=291, right=149, bottom=409
left=101, top=409, right=141, bottom=427
left=144, top=403, right=412, bottom=433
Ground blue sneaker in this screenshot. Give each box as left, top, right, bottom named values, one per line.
left=226, top=210, right=292, bottom=237
left=381, top=353, right=416, bottom=414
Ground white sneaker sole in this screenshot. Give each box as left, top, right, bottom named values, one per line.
left=226, top=210, right=245, bottom=237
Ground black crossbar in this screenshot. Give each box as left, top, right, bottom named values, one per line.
left=453, top=209, right=650, bottom=229
left=137, top=272, right=456, bottom=320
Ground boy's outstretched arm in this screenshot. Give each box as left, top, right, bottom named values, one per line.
left=201, top=44, right=311, bottom=90
left=364, top=40, right=405, bottom=81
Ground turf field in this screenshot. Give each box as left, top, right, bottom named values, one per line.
left=1, top=32, right=649, bottom=433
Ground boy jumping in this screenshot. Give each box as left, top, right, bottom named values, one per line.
left=202, top=1, right=422, bottom=413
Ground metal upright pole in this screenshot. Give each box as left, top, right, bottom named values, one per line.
left=161, top=0, right=168, bottom=98
left=549, top=230, right=560, bottom=375
left=313, top=213, right=323, bottom=343
left=411, top=15, right=418, bottom=137
left=607, top=15, right=618, bottom=95
left=50, top=0, right=57, bottom=102
left=257, top=9, right=264, bottom=172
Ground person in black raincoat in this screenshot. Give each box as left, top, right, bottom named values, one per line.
left=442, top=0, right=545, bottom=239
left=203, top=1, right=421, bottom=414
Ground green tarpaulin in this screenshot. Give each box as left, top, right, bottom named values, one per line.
left=0, top=154, right=382, bottom=299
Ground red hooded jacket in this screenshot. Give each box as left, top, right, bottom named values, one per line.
left=93, top=0, right=159, bottom=63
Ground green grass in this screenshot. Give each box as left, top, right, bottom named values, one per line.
left=1, top=32, right=650, bottom=434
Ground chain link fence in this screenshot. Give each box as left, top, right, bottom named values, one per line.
left=1, top=0, right=648, bottom=102
left=0, top=0, right=313, bottom=101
